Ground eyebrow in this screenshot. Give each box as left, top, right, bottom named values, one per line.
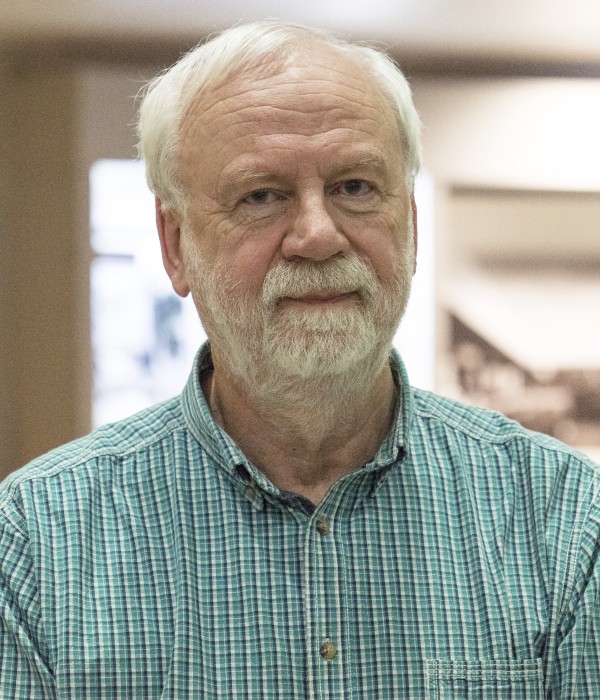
left=217, top=165, right=289, bottom=201
left=220, top=149, right=392, bottom=195
left=222, top=169, right=278, bottom=191
left=334, top=152, right=389, bottom=176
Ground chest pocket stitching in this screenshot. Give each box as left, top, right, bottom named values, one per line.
left=426, top=658, right=544, bottom=698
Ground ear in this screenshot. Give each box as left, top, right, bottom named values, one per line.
left=410, top=192, right=418, bottom=275
left=155, top=197, right=190, bottom=297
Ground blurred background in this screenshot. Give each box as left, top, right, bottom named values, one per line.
left=2, top=0, right=600, bottom=479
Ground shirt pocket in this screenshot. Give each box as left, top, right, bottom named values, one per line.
left=425, top=658, right=544, bottom=699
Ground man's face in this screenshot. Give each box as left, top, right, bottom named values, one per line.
left=170, top=45, right=416, bottom=385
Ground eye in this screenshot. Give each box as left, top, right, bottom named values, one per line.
left=333, top=179, right=374, bottom=197
left=240, top=189, right=280, bottom=206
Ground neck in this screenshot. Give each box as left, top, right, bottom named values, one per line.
left=203, top=350, right=397, bottom=504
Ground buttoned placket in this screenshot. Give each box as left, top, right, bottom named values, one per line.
left=300, top=475, right=366, bottom=700
left=231, top=449, right=400, bottom=698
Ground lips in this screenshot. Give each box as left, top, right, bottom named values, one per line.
left=280, top=291, right=359, bottom=305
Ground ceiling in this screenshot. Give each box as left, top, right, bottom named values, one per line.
left=2, top=0, right=600, bottom=76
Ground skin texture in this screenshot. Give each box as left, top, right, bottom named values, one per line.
left=157, top=42, right=417, bottom=504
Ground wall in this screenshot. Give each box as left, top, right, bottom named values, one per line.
left=0, top=63, right=89, bottom=477
left=0, top=65, right=11, bottom=474
left=448, top=189, right=600, bottom=265
left=413, top=77, right=600, bottom=191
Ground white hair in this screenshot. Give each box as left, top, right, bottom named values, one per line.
left=137, top=20, right=422, bottom=215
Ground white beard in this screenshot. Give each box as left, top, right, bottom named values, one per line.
left=181, top=231, right=414, bottom=405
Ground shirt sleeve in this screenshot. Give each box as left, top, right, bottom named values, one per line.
left=0, top=505, right=56, bottom=698
left=550, top=489, right=600, bottom=698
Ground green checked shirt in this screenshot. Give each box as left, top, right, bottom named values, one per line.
left=1, top=345, right=599, bottom=698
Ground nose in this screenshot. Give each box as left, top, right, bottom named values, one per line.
left=281, top=193, right=350, bottom=262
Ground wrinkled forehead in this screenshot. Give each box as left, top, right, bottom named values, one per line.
left=179, top=49, right=404, bottom=200
left=178, top=42, right=401, bottom=162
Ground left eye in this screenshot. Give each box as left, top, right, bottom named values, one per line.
left=241, top=189, right=278, bottom=206
left=335, top=179, right=373, bottom=197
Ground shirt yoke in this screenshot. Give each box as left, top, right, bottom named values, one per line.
left=0, top=397, right=185, bottom=516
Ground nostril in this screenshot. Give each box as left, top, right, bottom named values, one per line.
left=282, top=207, right=349, bottom=262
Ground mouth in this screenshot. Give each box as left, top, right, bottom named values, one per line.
left=278, top=291, right=360, bottom=308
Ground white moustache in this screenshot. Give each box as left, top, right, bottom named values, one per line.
left=261, top=256, right=379, bottom=308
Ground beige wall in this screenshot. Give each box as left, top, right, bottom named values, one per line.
left=413, top=77, right=600, bottom=191
left=0, top=64, right=89, bottom=477
left=0, top=65, right=11, bottom=474
left=0, top=61, right=153, bottom=478
left=447, top=189, right=600, bottom=265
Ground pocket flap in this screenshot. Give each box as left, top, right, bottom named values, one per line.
left=426, top=658, right=543, bottom=699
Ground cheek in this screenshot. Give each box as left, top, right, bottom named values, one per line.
left=350, top=210, right=410, bottom=277
left=218, top=239, right=281, bottom=297
left=364, top=247, right=402, bottom=286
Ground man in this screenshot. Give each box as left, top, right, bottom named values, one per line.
left=1, top=20, right=598, bottom=698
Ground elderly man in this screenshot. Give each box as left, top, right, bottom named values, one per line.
left=1, top=20, right=599, bottom=699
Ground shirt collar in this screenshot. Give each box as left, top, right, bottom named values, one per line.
left=180, top=343, right=254, bottom=476
left=369, top=346, right=413, bottom=469
left=181, top=342, right=414, bottom=487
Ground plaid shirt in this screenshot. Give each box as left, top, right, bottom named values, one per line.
left=1, top=345, right=599, bottom=698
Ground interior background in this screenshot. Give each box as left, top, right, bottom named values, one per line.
left=2, top=0, right=600, bottom=478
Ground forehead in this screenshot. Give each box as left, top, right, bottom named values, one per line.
left=178, top=45, right=402, bottom=182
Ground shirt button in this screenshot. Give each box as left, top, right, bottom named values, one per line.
left=316, top=517, right=330, bottom=536
left=244, top=484, right=257, bottom=501
left=319, top=639, right=337, bottom=661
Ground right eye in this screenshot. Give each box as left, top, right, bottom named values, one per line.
left=240, top=189, right=280, bottom=206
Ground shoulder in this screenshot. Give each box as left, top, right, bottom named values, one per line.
left=408, top=386, right=599, bottom=511
left=411, top=387, right=597, bottom=464
left=409, top=386, right=600, bottom=530
left=409, top=386, right=600, bottom=561
left=0, top=397, right=187, bottom=529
